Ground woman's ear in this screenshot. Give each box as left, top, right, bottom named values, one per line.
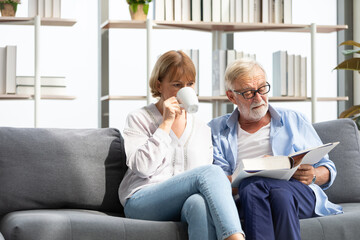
left=156, top=79, right=162, bottom=94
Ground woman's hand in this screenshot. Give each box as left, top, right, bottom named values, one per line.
left=159, top=97, right=182, bottom=133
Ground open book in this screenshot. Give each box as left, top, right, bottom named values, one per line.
left=231, top=142, right=340, bottom=187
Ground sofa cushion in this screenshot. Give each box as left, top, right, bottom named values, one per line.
left=313, top=118, right=360, bottom=203
left=0, top=128, right=127, bottom=218
left=0, top=210, right=188, bottom=240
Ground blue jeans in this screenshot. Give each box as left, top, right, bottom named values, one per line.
left=237, top=177, right=316, bottom=240
left=124, top=165, right=243, bottom=240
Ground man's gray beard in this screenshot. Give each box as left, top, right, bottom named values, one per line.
left=239, top=100, right=269, bottom=122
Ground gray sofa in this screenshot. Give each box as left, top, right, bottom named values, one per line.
left=0, top=118, right=359, bottom=240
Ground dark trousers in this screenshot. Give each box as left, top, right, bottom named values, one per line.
left=236, top=177, right=316, bottom=240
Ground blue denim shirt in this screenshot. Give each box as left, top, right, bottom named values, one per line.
left=208, top=105, right=343, bottom=216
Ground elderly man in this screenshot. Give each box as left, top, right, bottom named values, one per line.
left=208, top=58, right=342, bottom=240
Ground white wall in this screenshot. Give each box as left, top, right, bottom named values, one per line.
left=0, top=0, right=341, bottom=130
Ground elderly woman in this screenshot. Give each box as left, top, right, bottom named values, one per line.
left=119, top=50, right=244, bottom=240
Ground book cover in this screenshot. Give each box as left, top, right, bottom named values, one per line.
left=165, top=0, right=174, bottom=21
left=212, top=0, right=221, bottom=22
left=262, top=0, right=269, bottom=23
left=300, top=56, right=307, bottom=97
left=182, top=0, right=191, bottom=21
left=155, top=0, right=165, bottom=20
left=191, top=0, right=201, bottom=21
left=0, top=47, right=6, bottom=94
left=191, top=49, right=200, bottom=95
left=28, top=0, right=38, bottom=17
left=5, top=46, right=16, bottom=94
left=44, top=0, right=53, bottom=18
left=38, top=0, right=45, bottom=17
left=212, top=49, right=226, bottom=96
left=230, top=0, right=236, bottom=22
left=174, top=0, right=181, bottom=21
left=272, top=50, right=287, bottom=96
left=231, top=142, right=340, bottom=187
left=221, top=0, right=230, bottom=22
left=235, top=0, right=243, bottom=22
left=294, top=55, right=301, bottom=97
left=202, top=0, right=212, bottom=22
left=254, top=0, right=261, bottom=23
left=248, top=0, right=254, bottom=23
left=16, top=76, right=66, bottom=87
left=287, top=53, right=294, bottom=97
left=283, top=0, right=292, bottom=24
left=242, top=0, right=249, bottom=23
left=52, top=0, right=61, bottom=18
left=274, top=0, right=281, bottom=23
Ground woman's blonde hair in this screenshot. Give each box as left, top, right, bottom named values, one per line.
left=224, top=58, right=267, bottom=90
left=149, top=50, right=196, bottom=98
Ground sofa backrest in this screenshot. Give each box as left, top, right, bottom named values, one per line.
left=0, top=127, right=127, bottom=218
left=313, top=118, right=360, bottom=204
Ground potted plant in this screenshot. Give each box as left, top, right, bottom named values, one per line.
left=0, top=0, right=21, bottom=17
left=126, top=0, right=152, bottom=21
left=334, top=40, right=360, bottom=129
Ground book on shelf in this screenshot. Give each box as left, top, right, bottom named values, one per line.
left=5, top=45, right=16, bottom=94
left=38, top=0, right=45, bottom=17
left=227, top=49, right=236, bottom=67
left=235, top=0, right=243, bottom=23
left=165, top=0, right=174, bottom=21
left=0, top=47, right=6, bottom=94
left=272, top=50, right=287, bottom=97
left=268, top=0, right=274, bottom=23
left=44, top=0, right=53, bottom=18
left=230, top=0, right=236, bottom=22
left=202, top=0, right=212, bottom=22
left=273, top=0, right=282, bottom=23
left=28, top=0, right=38, bottom=17
left=231, top=142, right=340, bottom=187
left=300, top=57, right=307, bottom=98
left=262, top=0, right=269, bottom=23
left=294, top=55, right=301, bottom=97
left=155, top=0, right=165, bottom=21
left=212, top=49, right=226, bottom=96
left=52, top=0, right=61, bottom=18
left=287, top=54, right=294, bottom=97
left=248, top=0, right=254, bottom=23
left=174, top=0, right=181, bottom=21
left=191, top=0, right=201, bottom=21
left=191, top=49, right=200, bottom=95
left=283, top=0, right=292, bottom=24
left=242, top=0, right=249, bottom=23
left=16, top=76, right=66, bottom=87
left=16, top=85, right=67, bottom=95
left=212, top=0, right=221, bottom=22
left=221, top=0, right=230, bottom=22
left=182, top=0, right=191, bottom=21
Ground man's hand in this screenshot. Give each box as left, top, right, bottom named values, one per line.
left=292, top=164, right=316, bottom=185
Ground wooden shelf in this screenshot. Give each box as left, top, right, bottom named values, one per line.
left=0, top=17, right=76, bottom=26
left=101, top=95, right=349, bottom=102
left=0, top=94, right=76, bottom=100
left=101, top=20, right=347, bottom=33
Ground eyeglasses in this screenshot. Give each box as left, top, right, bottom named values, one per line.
left=232, top=82, right=271, bottom=99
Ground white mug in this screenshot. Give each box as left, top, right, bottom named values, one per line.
left=176, top=87, right=199, bottom=114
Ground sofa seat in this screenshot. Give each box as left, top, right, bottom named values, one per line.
left=0, top=209, right=188, bottom=240
left=300, top=203, right=360, bottom=240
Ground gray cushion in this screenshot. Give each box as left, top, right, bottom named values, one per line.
left=300, top=203, right=360, bottom=240
left=0, top=210, right=188, bottom=240
left=0, top=128, right=127, bottom=218
left=313, top=119, right=360, bottom=203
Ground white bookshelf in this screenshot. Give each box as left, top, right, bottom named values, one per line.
left=99, top=18, right=347, bottom=126
left=0, top=17, right=76, bottom=127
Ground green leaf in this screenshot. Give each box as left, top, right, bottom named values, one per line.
left=340, top=40, right=360, bottom=48
left=130, top=3, right=138, bottom=13
left=342, top=49, right=360, bottom=55
left=143, top=3, right=149, bottom=15
left=334, top=58, right=360, bottom=71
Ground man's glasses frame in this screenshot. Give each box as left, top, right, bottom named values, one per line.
left=231, top=82, right=271, bottom=100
